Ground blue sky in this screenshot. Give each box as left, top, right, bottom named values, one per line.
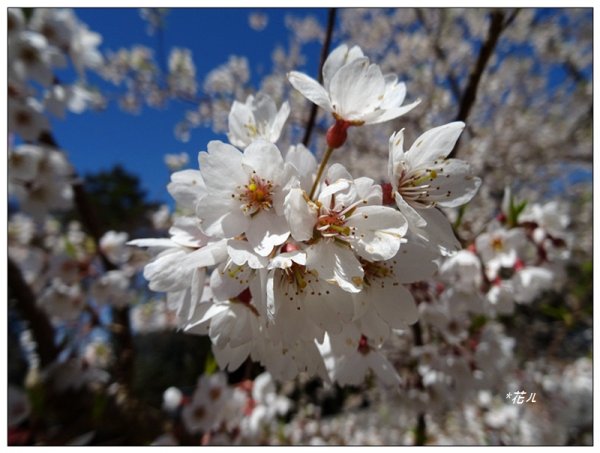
left=48, top=8, right=592, bottom=207
left=51, top=8, right=329, bottom=205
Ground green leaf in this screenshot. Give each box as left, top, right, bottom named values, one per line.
left=92, top=391, right=108, bottom=422
left=469, top=314, right=488, bottom=334
left=204, top=352, right=218, bottom=376
left=64, top=238, right=77, bottom=258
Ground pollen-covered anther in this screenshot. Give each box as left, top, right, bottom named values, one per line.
left=282, top=261, right=315, bottom=297
left=316, top=208, right=357, bottom=239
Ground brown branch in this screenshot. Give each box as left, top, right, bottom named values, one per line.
left=72, top=181, right=117, bottom=271
left=302, top=8, right=337, bottom=147
left=8, top=258, right=59, bottom=368
left=38, top=131, right=117, bottom=271
left=503, top=8, right=521, bottom=29
left=111, top=306, right=135, bottom=389
left=411, top=321, right=427, bottom=445
left=449, top=10, right=509, bottom=158
left=37, top=130, right=134, bottom=390
left=564, top=59, right=587, bottom=84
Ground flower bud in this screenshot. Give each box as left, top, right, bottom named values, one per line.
left=326, top=119, right=350, bottom=149
left=381, top=183, right=395, bottom=206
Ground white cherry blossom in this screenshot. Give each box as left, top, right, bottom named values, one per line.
left=8, top=97, right=49, bottom=142
left=228, top=93, right=290, bottom=148
left=181, top=373, right=232, bottom=434
left=196, top=140, right=296, bottom=256
left=288, top=43, right=420, bottom=125
left=319, top=324, right=402, bottom=387
left=8, top=31, right=65, bottom=86
left=352, top=237, right=437, bottom=346
left=475, top=227, right=529, bottom=281
left=264, top=244, right=353, bottom=341
left=287, top=164, right=408, bottom=293
left=388, top=123, right=482, bottom=253
left=128, top=216, right=228, bottom=325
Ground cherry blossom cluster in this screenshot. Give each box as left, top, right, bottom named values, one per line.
left=8, top=8, right=104, bottom=219
left=7, top=8, right=590, bottom=445
left=377, top=189, right=574, bottom=415
left=439, top=188, right=571, bottom=317
left=156, top=371, right=292, bottom=445
left=130, top=43, right=482, bottom=385
left=8, top=210, right=149, bottom=394
left=248, top=357, right=591, bottom=445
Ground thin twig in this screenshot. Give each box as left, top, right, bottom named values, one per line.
left=309, top=146, right=335, bottom=200
left=503, top=8, right=521, bottom=29
left=302, top=8, right=337, bottom=147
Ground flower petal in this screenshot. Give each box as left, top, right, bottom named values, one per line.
left=227, top=99, right=255, bottom=148
left=166, top=169, right=206, bottom=211
left=363, top=98, right=421, bottom=125
left=322, top=44, right=364, bottom=90
left=394, top=190, right=427, bottom=228
left=245, top=211, right=290, bottom=256
left=346, top=205, right=407, bottom=261
left=413, top=207, right=461, bottom=255
left=306, top=241, right=364, bottom=293
left=373, top=282, right=418, bottom=328
left=227, top=239, right=269, bottom=269
left=405, top=122, right=465, bottom=167
left=268, top=100, right=290, bottom=143
left=285, top=144, right=317, bottom=192
left=284, top=188, right=318, bottom=242
left=287, top=71, right=332, bottom=112
left=329, top=58, right=385, bottom=121
left=392, top=235, right=439, bottom=283
left=426, top=159, right=482, bottom=208
left=196, top=194, right=248, bottom=238
left=199, top=141, right=246, bottom=192
left=241, top=140, right=285, bottom=183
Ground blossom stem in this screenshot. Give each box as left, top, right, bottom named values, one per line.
left=309, top=146, right=335, bottom=200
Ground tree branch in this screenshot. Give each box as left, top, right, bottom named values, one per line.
left=449, top=10, right=509, bottom=158
left=8, top=258, right=59, bottom=368
left=37, top=130, right=133, bottom=390
left=37, top=132, right=117, bottom=271
left=412, top=321, right=427, bottom=445
left=302, top=8, right=337, bottom=147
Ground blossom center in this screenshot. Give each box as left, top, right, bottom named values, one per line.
left=357, top=335, right=370, bottom=355
left=491, top=237, right=504, bottom=252
left=397, top=163, right=444, bottom=208
left=315, top=199, right=363, bottom=240
left=236, top=173, right=274, bottom=216
left=279, top=261, right=327, bottom=305
left=360, top=258, right=398, bottom=288
left=193, top=406, right=206, bottom=420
